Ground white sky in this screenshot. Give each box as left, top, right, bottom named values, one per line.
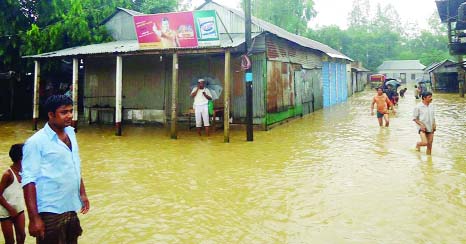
left=191, top=0, right=438, bottom=30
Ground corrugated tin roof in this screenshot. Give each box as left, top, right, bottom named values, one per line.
left=424, top=61, right=442, bottom=72
left=117, top=7, right=144, bottom=16
left=24, top=40, right=140, bottom=58
left=352, top=67, right=370, bottom=72
left=200, top=1, right=352, bottom=61
left=101, top=7, right=144, bottom=25
left=377, top=60, right=426, bottom=71
left=23, top=33, right=258, bottom=58
left=425, top=59, right=456, bottom=72
left=435, top=0, right=465, bottom=23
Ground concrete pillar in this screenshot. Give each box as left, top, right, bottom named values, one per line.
left=33, top=60, right=40, bottom=130
left=115, top=56, right=123, bottom=136
left=224, top=49, right=231, bottom=143
left=72, top=58, right=79, bottom=132
left=170, top=53, right=179, bottom=139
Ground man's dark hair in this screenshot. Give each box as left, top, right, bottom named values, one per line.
left=9, top=143, right=24, bottom=163
left=421, top=91, right=432, bottom=99
left=44, top=95, right=73, bottom=113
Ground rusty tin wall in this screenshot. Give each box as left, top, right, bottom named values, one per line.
left=230, top=53, right=266, bottom=125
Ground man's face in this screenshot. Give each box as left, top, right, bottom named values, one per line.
left=161, top=19, right=170, bottom=32
left=49, top=105, right=73, bottom=128
left=198, top=81, right=205, bottom=89
left=423, top=95, right=433, bottom=104
left=377, top=88, right=383, bottom=95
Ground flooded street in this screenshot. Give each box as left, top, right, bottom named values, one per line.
left=1, top=88, right=465, bottom=243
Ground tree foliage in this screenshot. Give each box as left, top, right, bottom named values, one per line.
left=134, top=0, right=179, bottom=14
left=348, top=0, right=370, bottom=27
left=308, top=0, right=452, bottom=71
left=245, top=0, right=316, bottom=35
left=0, top=0, right=181, bottom=73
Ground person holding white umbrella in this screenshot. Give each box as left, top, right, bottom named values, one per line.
left=190, top=78, right=213, bottom=136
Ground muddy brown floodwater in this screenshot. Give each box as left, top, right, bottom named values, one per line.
left=0, top=88, right=465, bottom=243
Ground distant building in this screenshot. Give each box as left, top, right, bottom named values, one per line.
left=350, top=61, right=370, bottom=93
left=377, top=60, right=426, bottom=83
left=425, top=60, right=458, bottom=92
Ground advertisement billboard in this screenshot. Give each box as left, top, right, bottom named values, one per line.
left=134, top=10, right=220, bottom=49
left=193, top=10, right=220, bottom=47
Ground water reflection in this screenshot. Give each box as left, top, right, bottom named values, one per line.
left=0, top=89, right=465, bottom=243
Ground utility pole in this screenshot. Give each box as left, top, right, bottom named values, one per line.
left=244, top=0, right=253, bottom=141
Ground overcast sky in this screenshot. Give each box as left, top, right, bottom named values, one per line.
left=191, top=0, right=438, bottom=30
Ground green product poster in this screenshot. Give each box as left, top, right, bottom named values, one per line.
left=194, top=10, right=220, bottom=47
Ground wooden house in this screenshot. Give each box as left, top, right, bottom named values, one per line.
left=425, top=60, right=459, bottom=92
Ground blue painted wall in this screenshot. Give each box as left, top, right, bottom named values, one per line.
left=322, top=62, right=348, bottom=108
left=322, top=62, right=330, bottom=107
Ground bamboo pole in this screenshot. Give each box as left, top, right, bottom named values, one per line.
left=115, top=56, right=123, bottom=136
left=224, top=49, right=231, bottom=143
left=170, top=52, right=179, bottom=139
left=33, top=60, right=40, bottom=131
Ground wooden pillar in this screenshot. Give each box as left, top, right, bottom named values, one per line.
left=458, top=56, right=465, bottom=98
left=170, top=53, right=179, bottom=139
left=72, top=58, right=79, bottom=132
left=224, top=49, right=231, bottom=143
left=33, top=60, right=40, bottom=130
left=115, top=56, right=123, bottom=136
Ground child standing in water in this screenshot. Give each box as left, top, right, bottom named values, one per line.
left=0, top=144, right=26, bottom=244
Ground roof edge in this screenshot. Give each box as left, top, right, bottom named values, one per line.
left=201, top=1, right=352, bottom=61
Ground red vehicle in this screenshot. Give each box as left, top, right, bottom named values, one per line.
left=370, top=74, right=386, bottom=88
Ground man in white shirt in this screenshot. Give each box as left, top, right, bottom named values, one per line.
left=413, top=91, right=436, bottom=155
left=190, top=79, right=212, bottom=136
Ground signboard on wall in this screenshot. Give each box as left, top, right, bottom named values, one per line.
left=193, top=10, right=220, bottom=47
left=134, top=10, right=220, bottom=49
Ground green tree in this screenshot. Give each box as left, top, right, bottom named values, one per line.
left=306, top=25, right=350, bottom=53
left=134, top=0, right=179, bottom=14
left=311, top=1, right=450, bottom=70
left=246, top=0, right=316, bottom=35
left=0, top=0, right=31, bottom=71
left=1, top=0, right=181, bottom=73
left=348, top=0, right=370, bottom=28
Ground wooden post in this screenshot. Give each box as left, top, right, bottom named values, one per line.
left=170, top=52, right=178, bottom=139
left=224, top=49, right=231, bottom=143
left=72, top=58, right=79, bottom=132
left=459, top=56, right=465, bottom=98
left=33, top=60, right=40, bottom=131
left=244, top=0, right=253, bottom=141
left=115, top=56, right=123, bottom=136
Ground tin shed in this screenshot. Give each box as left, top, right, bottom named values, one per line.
left=24, top=1, right=352, bottom=137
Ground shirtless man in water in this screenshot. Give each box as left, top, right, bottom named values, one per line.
left=371, top=87, right=396, bottom=127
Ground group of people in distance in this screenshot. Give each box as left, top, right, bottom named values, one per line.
left=371, top=85, right=436, bottom=155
